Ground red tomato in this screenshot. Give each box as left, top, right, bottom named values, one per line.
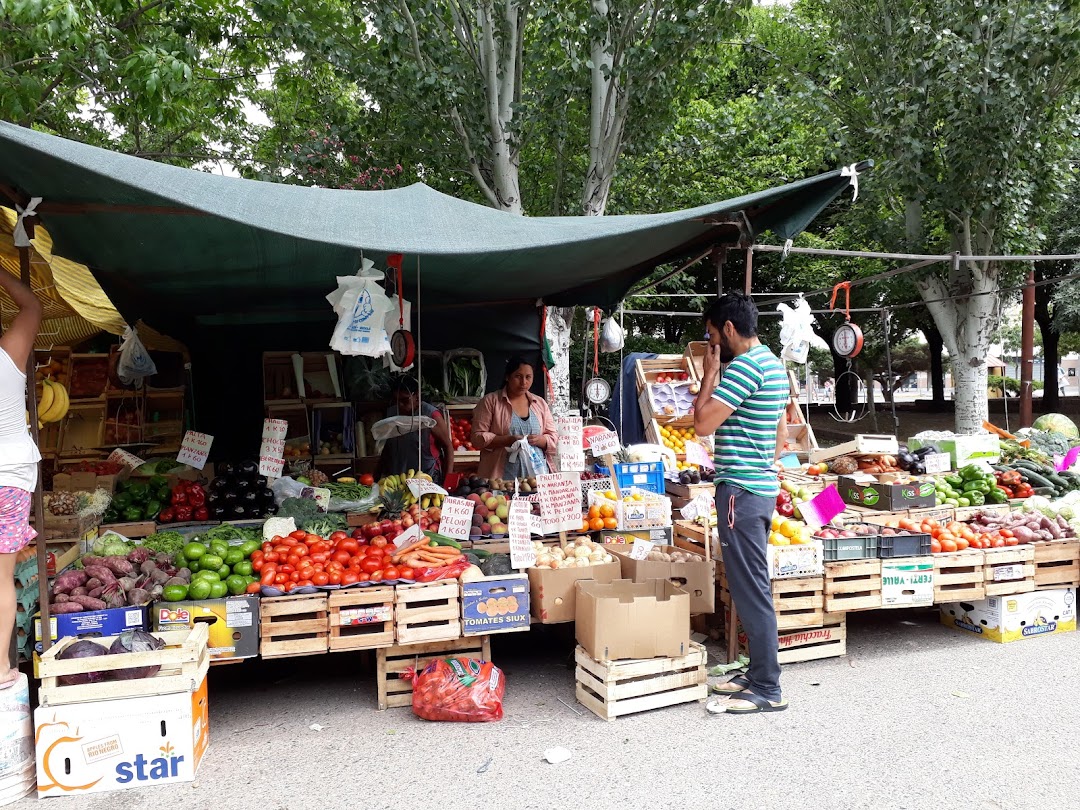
left=337, top=538, right=360, bottom=555
left=312, top=572, right=329, bottom=586
left=397, top=567, right=415, bottom=580
left=330, top=531, right=349, bottom=543
left=370, top=570, right=384, bottom=582
left=357, top=573, right=370, bottom=582
left=261, top=542, right=273, bottom=553
left=252, top=559, right=265, bottom=573
left=290, top=530, right=308, bottom=540
left=328, top=572, right=343, bottom=585
left=283, top=582, right=295, bottom=593
left=264, top=552, right=280, bottom=563
left=328, top=550, right=348, bottom=566
left=361, top=558, right=382, bottom=574
left=342, top=571, right=359, bottom=586
left=382, top=566, right=400, bottom=580
left=261, top=570, right=276, bottom=586
left=283, top=537, right=299, bottom=547
left=294, top=545, right=309, bottom=557
left=367, top=546, right=386, bottom=559
left=273, top=545, right=290, bottom=555
left=306, top=533, right=324, bottom=543
left=287, top=554, right=301, bottom=567
left=310, top=553, right=329, bottom=565
left=297, top=579, right=313, bottom=587
left=274, top=573, right=288, bottom=584
left=251, top=550, right=264, bottom=561
left=246, top=582, right=261, bottom=594
left=289, top=571, right=299, bottom=583
left=279, top=564, right=295, bottom=574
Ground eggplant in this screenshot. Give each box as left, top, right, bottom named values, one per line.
left=234, top=477, right=252, bottom=491
left=206, top=491, right=221, bottom=506
left=222, top=489, right=238, bottom=502
left=254, top=475, right=268, bottom=488
left=242, top=489, right=259, bottom=503
left=231, top=504, right=247, bottom=519
left=210, top=478, right=229, bottom=493
left=210, top=505, right=227, bottom=519
left=217, top=461, right=236, bottom=477
left=238, top=460, right=258, bottom=476
left=264, top=502, right=279, bottom=515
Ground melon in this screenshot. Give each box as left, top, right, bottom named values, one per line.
left=1032, top=413, right=1079, bottom=439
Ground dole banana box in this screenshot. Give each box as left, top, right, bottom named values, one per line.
left=35, top=676, right=209, bottom=797
left=154, top=595, right=259, bottom=661
left=940, top=588, right=1076, bottom=643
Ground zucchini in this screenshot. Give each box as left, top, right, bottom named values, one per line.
left=1019, top=469, right=1057, bottom=490
left=1034, top=487, right=1058, bottom=497
left=1045, top=473, right=1070, bottom=490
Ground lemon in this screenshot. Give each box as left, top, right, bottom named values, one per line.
left=771, top=514, right=783, bottom=531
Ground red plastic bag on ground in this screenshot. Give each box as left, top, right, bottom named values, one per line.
left=400, top=657, right=505, bottom=722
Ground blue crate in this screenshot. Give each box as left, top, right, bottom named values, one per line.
left=613, top=462, right=665, bottom=495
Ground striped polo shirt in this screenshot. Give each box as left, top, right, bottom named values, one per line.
left=712, top=344, right=789, bottom=497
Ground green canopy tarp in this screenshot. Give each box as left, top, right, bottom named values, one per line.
left=0, top=122, right=866, bottom=341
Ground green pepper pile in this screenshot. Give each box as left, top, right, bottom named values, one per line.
left=103, top=475, right=173, bottom=523
left=933, top=465, right=1006, bottom=508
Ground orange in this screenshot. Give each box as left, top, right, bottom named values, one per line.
left=580, top=519, right=591, bottom=533
left=954, top=537, right=969, bottom=551
left=600, top=504, right=615, bottom=519
left=930, top=539, right=942, bottom=554
left=589, top=517, right=605, bottom=531
left=603, top=517, right=618, bottom=530
left=588, top=505, right=601, bottom=520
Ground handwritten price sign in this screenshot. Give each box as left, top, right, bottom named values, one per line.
left=684, top=440, right=714, bottom=470
left=107, top=448, right=145, bottom=470
left=587, top=430, right=620, bottom=457
left=177, top=431, right=213, bottom=470
left=508, top=500, right=537, bottom=569
left=538, top=471, right=583, bottom=534
left=407, top=479, right=447, bottom=498
left=440, top=496, right=475, bottom=541
left=259, top=419, right=289, bottom=478
left=557, top=416, right=585, bottom=472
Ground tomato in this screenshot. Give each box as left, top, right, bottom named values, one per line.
left=930, top=540, right=942, bottom=554
left=382, top=566, right=400, bottom=580
left=1000, top=529, right=1014, bottom=538
left=306, top=533, right=324, bottom=543
left=330, top=531, right=349, bottom=543
left=261, top=570, right=276, bottom=586
left=310, top=553, right=329, bottom=565
left=1004, top=536, right=1018, bottom=546
left=371, top=536, right=388, bottom=548
left=287, top=554, right=301, bottom=567
left=279, top=564, right=295, bottom=574
left=361, top=557, right=382, bottom=574
left=367, top=546, right=386, bottom=559
left=398, top=566, right=415, bottom=580
left=328, top=572, right=342, bottom=585
left=312, top=572, right=329, bottom=586
left=274, top=573, right=288, bottom=584
left=342, top=571, right=359, bottom=586
left=940, top=537, right=958, bottom=552
left=246, top=582, right=262, bottom=594
left=283, top=582, right=295, bottom=593
left=252, top=559, right=264, bottom=572
left=337, top=538, right=360, bottom=555
left=360, top=474, right=375, bottom=486
left=293, top=544, right=309, bottom=557
left=262, top=542, right=273, bottom=553
left=327, top=550, right=347, bottom=566
left=954, top=538, right=969, bottom=551
left=251, top=549, right=264, bottom=561
left=263, top=552, right=279, bottom=563
left=283, top=537, right=299, bottom=547
left=370, top=570, right=384, bottom=582
left=288, top=571, right=299, bottom=582
left=290, top=530, right=308, bottom=540
left=273, top=545, right=290, bottom=555
left=992, top=537, right=1006, bottom=548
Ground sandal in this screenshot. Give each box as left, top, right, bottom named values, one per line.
left=725, top=691, right=788, bottom=714
left=710, top=674, right=751, bottom=695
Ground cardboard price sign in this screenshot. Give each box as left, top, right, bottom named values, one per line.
left=684, top=440, right=714, bottom=470
left=439, top=496, right=475, bottom=541
left=258, top=418, right=289, bottom=478
left=629, top=538, right=655, bottom=560
left=393, top=524, right=423, bottom=551
left=538, top=471, right=583, bottom=534
left=508, top=500, right=537, bottom=569
left=679, top=492, right=715, bottom=522
left=557, top=416, right=585, bottom=472
left=586, top=430, right=620, bottom=457
left=106, top=448, right=145, bottom=470
left=176, top=431, right=213, bottom=470
left=407, top=479, right=447, bottom=498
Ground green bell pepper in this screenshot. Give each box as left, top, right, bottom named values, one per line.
left=963, top=480, right=990, bottom=494
left=967, top=490, right=985, bottom=506
left=986, top=487, right=1008, bottom=505
left=123, top=505, right=143, bottom=522
left=945, top=474, right=964, bottom=489
left=960, top=465, right=985, bottom=482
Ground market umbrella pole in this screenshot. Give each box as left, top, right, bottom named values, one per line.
left=18, top=220, right=51, bottom=656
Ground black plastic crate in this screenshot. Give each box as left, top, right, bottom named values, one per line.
left=819, top=529, right=880, bottom=561
left=878, top=531, right=933, bottom=558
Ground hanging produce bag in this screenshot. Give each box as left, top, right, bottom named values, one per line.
left=400, top=657, right=505, bottom=722
left=327, top=259, right=394, bottom=356
left=117, top=326, right=157, bottom=386
left=370, top=415, right=436, bottom=453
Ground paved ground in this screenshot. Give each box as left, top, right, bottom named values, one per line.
left=18, top=609, right=1080, bottom=810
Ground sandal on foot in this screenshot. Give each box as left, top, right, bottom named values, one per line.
left=710, top=674, right=751, bottom=695
left=725, top=691, right=788, bottom=714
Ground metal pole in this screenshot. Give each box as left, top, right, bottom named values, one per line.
left=743, top=247, right=753, bottom=295
left=882, top=309, right=899, bottom=435
left=18, top=220, right=51, bottom=655
left=1020, top=263, right=1036, bottom=428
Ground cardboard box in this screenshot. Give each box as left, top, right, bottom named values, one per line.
left=153, top=596, right=260, bottom=661
left=610, top=544, right=715, bottom=614
left=461, top=575, right=530, bottom=636
left=52, top=468, right=130, bottom=493
left=575, top=578, right=691, bottom=660
left=600, top=527, right=673, bottom=545
left=35, top=676, right=208, bottom=798
left=527, top=560, right=620, bottom=624
left=838, top=475, right=936, bottom=511
left=940, top=588, right=1076, bottom=643
left=909, top=435, right=1000, bottom=468
left=34, top=605, right=150, bottom=654
left=766, top=540, right=824, bottom=580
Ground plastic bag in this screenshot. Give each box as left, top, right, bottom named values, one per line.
left=600, top=317, right=625, bottom=352
left=401, top=657, right=505, bottom=722
left=508, top=437, right=546, bottom=477
left=777, top=298, right=828, bottom=365
left=371, top=415, right=436, bottom=453
left=327, top=484, right=380, bottom=514
left=327, top=259, right=394, bottom=357
left=117, top=326, right=157, bottom=386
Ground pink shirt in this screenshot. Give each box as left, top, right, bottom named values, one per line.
left=471, top=389, right=558, bottom=479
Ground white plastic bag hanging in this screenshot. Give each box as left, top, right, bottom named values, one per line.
left=507, top=437, right=546, bottom=477
left=117, top=326, right=157, bottom=386
left=370, top=414, right=435, bottom=452
left=777, top=298, right=828, bottom=364
left=328, top=258, right=394, bottom=356
left=600, top=317, right=624, bottom=352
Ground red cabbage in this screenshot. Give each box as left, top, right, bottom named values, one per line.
left=108, top=630, right=166, bottom=680
left=57, top=640, right=109, bottom=686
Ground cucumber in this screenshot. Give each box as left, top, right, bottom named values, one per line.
left=1057, top=470, right=1080, bottom=486
left=1034, top=487, right=1058, bottom=497
left=1045, top=473, right=1069, bottom=491
left=1020, top=469, right=1058, bottom=490
left=1014, top=459, right=1055, bottom=475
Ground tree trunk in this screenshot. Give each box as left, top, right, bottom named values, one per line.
left=545, top=306, right=574, bottom=415
left=582, top=0, right=628, bottom=217
left=924, top=325, right=946, bottom=409
left=1035, top=277, right=1059, bottom=412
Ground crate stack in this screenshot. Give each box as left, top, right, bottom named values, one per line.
left=34, top=624, right=211, bottom=799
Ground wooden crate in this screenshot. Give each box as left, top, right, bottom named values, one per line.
left=100, top=521, right=156, bottom=539
left=933, top=549, right=986, bottom=602
left=395, top=581, right=462, bottom=644
left=575, top=641, right=707, bottom=721
left=260, top=592, right=329, bottom=659
left=824, top=558, right=882, bottom=612
left=728, top=608, right=846, bottom=664
left=329, top=587, right=395, bottom=652
left=376, top=635, right=491, bottom=710
left=634, top=356, right=695, bottom=392
left=1032, top=539, right=1080, bottom=590
left=683, top=342, right=708, bottom=382
left=38, top=624, right=209, bottom=707
left=983, top=546, right=1036, bottom=596
left=810, top=434, right=899, bottom=464
left=771, top=576, right=826, bottom=629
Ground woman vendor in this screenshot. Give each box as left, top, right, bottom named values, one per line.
left=471, top=356, right=557, bottom=480
left=378, top=376, right=454, bottom=484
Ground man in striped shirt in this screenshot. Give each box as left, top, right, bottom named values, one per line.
left=694, top=293, right=790, bottom=714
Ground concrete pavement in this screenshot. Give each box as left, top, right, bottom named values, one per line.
left=17, top=609, right=1079, bottom=810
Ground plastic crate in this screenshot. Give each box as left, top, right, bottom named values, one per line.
left=878, top=531, right=932, bottom=558
left=820, top=531, right=880, bottom=561
left=613, top=462, right=665, bottom=495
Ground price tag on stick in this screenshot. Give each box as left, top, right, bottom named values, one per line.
left=107, top=448, right=145, bottom=470
left=439, top=496, right=475, bottom=542
left=629, top=538, right=655, bottom=560
left=177, top=431, right=213, bottom=470
left=587, top=430, right=620, bottom=457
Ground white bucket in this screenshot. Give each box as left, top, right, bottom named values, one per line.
left=0, top=675, right=34, bottom=805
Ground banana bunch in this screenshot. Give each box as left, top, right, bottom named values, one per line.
left=378, top=470, right=446, bottom=510
left=27, top=378, right=70, bottom=428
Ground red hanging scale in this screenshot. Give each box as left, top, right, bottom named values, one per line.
left=829, top=281, right=863, bottom=359
left=386, top=253, right=416, bottom=367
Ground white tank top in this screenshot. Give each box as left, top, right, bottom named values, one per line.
left=0, top=349, right=41, bottom=493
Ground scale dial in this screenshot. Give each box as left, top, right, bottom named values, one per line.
left=585, top=377, right=611, bottom=405
left=391, top=329, right=416, bottom=368
left=832, top=322, right=864, bottom=358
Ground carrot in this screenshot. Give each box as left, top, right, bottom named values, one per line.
left=391, top=538, right=430, bottom=563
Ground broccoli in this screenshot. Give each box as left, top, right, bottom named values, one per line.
left=279, top=497, right=320, bottom=520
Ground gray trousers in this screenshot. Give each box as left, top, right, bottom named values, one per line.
left=716, top=482, right=781, bottom=701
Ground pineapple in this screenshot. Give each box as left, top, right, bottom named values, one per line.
left=47, top=491, right=78, bottom=516
left=379, top=487, right=409, bottom=519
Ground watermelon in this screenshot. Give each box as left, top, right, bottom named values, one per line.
left=1032, top=413, right=1079, bottom=439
